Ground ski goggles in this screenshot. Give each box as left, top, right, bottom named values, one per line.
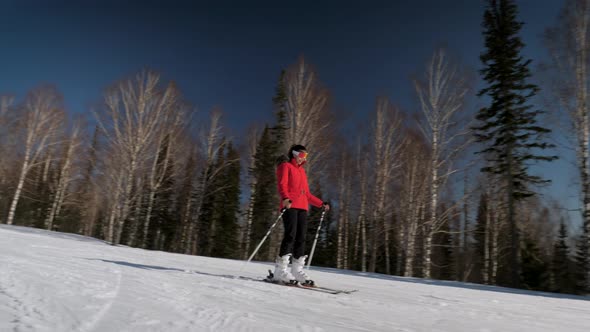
left=293, top=150, right=308, bottom=159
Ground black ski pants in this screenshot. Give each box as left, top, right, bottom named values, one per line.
left=278, top=208, right=308, bottom=259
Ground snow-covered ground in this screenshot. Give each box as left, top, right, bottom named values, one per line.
left=1, top=225, right=589, bottom=332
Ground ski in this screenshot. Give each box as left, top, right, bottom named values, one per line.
left=261, top=277, right=355, bottom=294
left=188, top=271, right=358, bottom=295
left=260, top=270, right=358, bottom=295
left=301, top=285, right=358, bottom=295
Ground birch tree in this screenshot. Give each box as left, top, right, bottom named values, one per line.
left=399, top=132, right=430, bottom=277
left=284, top=57, right=332, bottom=178
left=0, top=96, right=15, bottom=223
left=336, top=150, right=353, bottom=269
left=140, top=83, right=187, bottom=248
left=353, top=139, right=369, bottom=271
left=44, top=121, right=82, bottom=230
left=415, top=48, right=471, bottom=278
left=177, top=145, right=198, bottom=253
left=369, top=97, right=404, bottom=273
left=545, top=0, right=590, bottom=291
left=96, top=71, right=182, bottom=244
left=485, top=175, right=503, bottom=284
left=6, top=87, right=64, bottom=225
left=242, top=126, right=261, bottom=259
left=80, top=126, right=101, bottom=237
left=183, top=109, right=226, bottom=255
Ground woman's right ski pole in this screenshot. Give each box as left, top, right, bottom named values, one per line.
left=307, top=208, right=326, bottom=269
left=245, top=207, right=287, bottom=264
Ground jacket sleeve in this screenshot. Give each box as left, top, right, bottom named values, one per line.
left=307, top=192, right=324, bottom=208
left=276, top=163, right=290, bottom=201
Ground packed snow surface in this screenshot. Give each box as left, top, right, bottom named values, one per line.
left=1, top=224, right=589, bottom=331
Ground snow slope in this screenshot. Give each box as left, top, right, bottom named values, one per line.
left=1, top=225, right=589, bottom=332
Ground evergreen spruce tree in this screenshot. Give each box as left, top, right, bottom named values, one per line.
left=474, top=0, right=557, bottom=287
left=576, top=232, right=590, bottom=294
left=247, top=71, right=291, bottom=261
left=250, top=127, right=280, bottom=259
left=174, top=153, right=196, bottom=253
left=444, top=210, right=457, bottom=281
left=211, top=142, right=241, bottom=258
left=432, top=203, right=454, bottom=280
left=270, top=70, right=288, bottom=158
left=152, top=134, right=177, bottom=251
left=198, top=141, right=226, bottom=255
left=81, top=125, right=100, bottom=238
left=520, top=233, right=549, bottom=291
left=552, top=220, right=574, bottom=294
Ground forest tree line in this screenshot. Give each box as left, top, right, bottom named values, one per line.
left=0, top=0, right=589, bottom=295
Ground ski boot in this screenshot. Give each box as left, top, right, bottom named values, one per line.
left=272, top=253, right=297, bottom=285
left=292, top=255, right=315, bottom=287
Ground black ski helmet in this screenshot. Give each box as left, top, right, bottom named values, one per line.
left=288, top=144, right=307, bottom=160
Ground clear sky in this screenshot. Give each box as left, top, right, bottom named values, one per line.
left=0, top=0, right=580, bottom=227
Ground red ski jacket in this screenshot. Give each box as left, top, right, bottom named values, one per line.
left=276, top=158, right=323, bottom=211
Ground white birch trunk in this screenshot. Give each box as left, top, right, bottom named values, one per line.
left=127, top=176, right=144, bottom=246
left=44, top=125, right=80, bottom=230
left=284, top=57, right=332, bottom=178
left=415, top=48, right=470, bottom=278
left=336, top=154, right=346, bottom=269
left=343, top=171, right=351, bottom=269
left=7, top=89, right=63, bottom=225
left=106, top=175, right=123, bottom=244
left=242, top=128, right=259, bottom=259
left=424, top=132, right=439, bottom=279
left=546, top=0, right=590, bottom=289
left=354, top=142, right=369, bottom=271
left=7, top=155, right=29, bottom=225
left=184, top=111, right=224, bottom=255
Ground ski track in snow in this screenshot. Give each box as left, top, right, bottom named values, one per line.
left=77, top=266, right=122, bottom=332
left=1, top=225, right=590, bottom=332
left=0, top=264, right=44, bottom=332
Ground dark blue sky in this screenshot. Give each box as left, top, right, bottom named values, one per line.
left=1, top=0, right=561, bottom=128
left=1, top=0, right=578, bottom=225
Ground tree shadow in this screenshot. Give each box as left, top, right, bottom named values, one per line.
left=88, top=257, right=590, bottom=302
left=86, top=258, right=263, bottom=281
left=87, top=259, right=187, bottom=272
left=313, top=266, right=590, bottom=302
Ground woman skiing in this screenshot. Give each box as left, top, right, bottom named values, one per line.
left=273, top=144, right=330, bottom=286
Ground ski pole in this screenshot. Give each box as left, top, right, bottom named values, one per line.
left=307, top=208, right=326, bottom=269
left=246, top=207, right=287, bottom=264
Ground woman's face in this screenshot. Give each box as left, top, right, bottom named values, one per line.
left=295, top=150, right=308, bottom=165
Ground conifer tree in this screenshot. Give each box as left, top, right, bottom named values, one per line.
left=576, top=231, right=590, bottom=293
left=271, top=70, right=288, bottom=157
left=474, top=0, right=557, bottom=287
left=199, top=141, right=226, bottom=255
left=211, top=142, right=241, bottom=258
left=432, top=203, right=454, bottom=280
left=250, top=127, right=280, bottom=259
left=552, top=220, right=574, bottom=294
left=151, top=134, right=177, bottom=251
left=520, top=233, right=549, bottom=291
